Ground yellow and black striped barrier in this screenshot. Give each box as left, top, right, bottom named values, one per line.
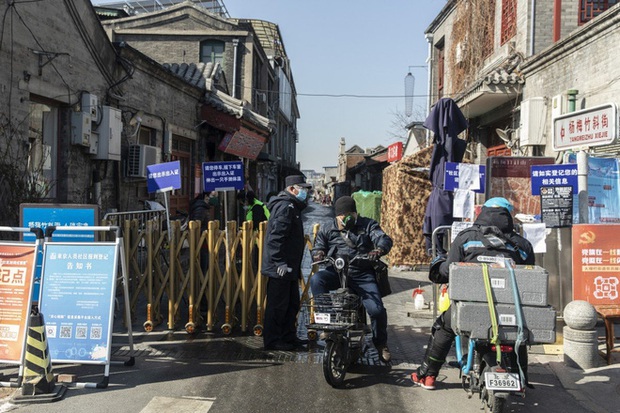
left=12, top=311, right=66, bottom=403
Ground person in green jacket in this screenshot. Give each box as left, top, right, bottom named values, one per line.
left=244, top=190, right=270, bottom=229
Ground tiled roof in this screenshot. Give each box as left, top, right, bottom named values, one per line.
left=162, top=61, right=219, bottom=90
left=163, top=61, right=274, bottom=133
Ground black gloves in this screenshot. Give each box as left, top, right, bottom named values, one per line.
left=368, top=248, right=384, bottom=262
left=312, top=250, right=326, bottom=262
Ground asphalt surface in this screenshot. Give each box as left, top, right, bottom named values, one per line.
left=0, top=201, right=618, bottom=412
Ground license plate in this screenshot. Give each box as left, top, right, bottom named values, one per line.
left=484, top=372, right=521, bottom=391
left=314, top=313, right=331, bottom=324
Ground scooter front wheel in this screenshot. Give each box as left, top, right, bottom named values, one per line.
left=323, top=339, right=347, bottom=387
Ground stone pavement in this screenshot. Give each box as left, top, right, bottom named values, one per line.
left=1, top=267, right=618, bottom=412
left=108, top=266, right=619, bottom=413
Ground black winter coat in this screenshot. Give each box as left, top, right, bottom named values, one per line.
left=261, top=190, right=307, bottom=280
left=312, top=216, right=393, bottom=277
left=435, top=206, right=535, bottom=283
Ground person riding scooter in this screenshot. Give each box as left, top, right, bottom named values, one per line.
left=411, top=197, right=535, bottom=390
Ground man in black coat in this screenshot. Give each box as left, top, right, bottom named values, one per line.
left=261, top=175, right=312, bottom=351
left=411, top=197, right=535, bottom=390
left=310, top=196, right=393, bottom=362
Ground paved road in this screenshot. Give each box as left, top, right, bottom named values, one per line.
left=0, top=202, right=615, bottom=412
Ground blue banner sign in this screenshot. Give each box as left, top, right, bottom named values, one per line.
left=20, top=204, right=99, bottom=302
left=39, top=243, right=118, bottom=364
left=531, top=164, right=578, bottom=196
left=147, top=160, right=182, bottom=193
left=444, top=162, right=485, bottom=193
left=202, top=161, right=245, bottom=192
left=20, top=204, right=98, bottom=242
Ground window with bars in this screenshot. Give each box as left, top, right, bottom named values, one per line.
left=501, top=0, right=517, bottom=45
left=579, top=0, right=619, bottom=24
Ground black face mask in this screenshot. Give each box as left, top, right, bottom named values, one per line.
left=341, top=215, right=355, bottom=231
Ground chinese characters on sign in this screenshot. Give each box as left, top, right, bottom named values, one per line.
left=202, top=161, right=245, bottom=192
left=572, top=224, right=620, bottom=305
left=39, top=243, right=118, bottom=364
left=147, top=160, right=182, bottom=193
left=486, top=156, right=554, bottom=215
left=444, top=162, right=486, bottom=193
left=0, top=244, right=36, bottom=363
left=530, top=164, right=578, bottom=195
left=387, top=142, right=403, bottom=163
left=553, top=103, right=618, bottom=151
left=540, top=186, right=573, bottom=228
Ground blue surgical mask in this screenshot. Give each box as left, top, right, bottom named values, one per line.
left=296, top=188, right=308, bottom=202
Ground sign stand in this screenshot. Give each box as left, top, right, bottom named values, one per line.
left=0, top=226, right=44, bottom=388
left=39, top=226, right=134, bottom=389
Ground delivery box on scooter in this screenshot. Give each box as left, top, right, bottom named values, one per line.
left=448, top=263, right=549, bottom=307
left=451, top=301, right=557, bottom=344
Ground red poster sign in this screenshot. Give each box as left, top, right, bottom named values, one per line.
left=0, top=244, right=36, bottom=363
left=387, top=142, right=403, bottom=163
left=572, top=224, right=620, bottom=305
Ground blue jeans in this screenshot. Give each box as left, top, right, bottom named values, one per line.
left=309, top=268, right=388, bottom=347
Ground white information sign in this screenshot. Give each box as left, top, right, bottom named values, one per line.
left=553, top=103, right=618, bottom=151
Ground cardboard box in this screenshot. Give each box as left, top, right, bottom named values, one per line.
left=448, top=263, right=549, bottom=306
left=452, top=301, right=556, bottom=344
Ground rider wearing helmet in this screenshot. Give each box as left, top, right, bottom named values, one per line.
left=411, top=197, right=535, bottom=390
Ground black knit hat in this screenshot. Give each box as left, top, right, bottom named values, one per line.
left=334, top=196, right=357, bottom=216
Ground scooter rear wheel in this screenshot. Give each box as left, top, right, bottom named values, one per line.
left=323, top=339, right=347, bottom=387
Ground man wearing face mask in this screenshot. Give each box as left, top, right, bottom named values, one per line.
left=310, top=196, right=393, bottom=362
left=261, top=175, right=312, bottom=351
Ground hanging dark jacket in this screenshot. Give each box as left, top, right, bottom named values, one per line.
left=312, top=216, right=393, bottom=277
left=261, top=190, right=307, bottom=281
left=432, top=206, right=535, bottom=283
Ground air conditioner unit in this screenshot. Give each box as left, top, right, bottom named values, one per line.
left=127, top=144, right=160, bottom=178
left=519, top=97, right=547, bottom=146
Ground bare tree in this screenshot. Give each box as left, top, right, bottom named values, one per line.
left=0, top=113, right=55, bottom=229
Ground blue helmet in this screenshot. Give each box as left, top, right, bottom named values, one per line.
left=483, top=197, right=514, bottom=213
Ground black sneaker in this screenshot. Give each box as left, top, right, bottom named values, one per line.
left=288, top=338, right=309, bottom=348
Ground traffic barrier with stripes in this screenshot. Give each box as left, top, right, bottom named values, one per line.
left=12, top=311, right=66, bottom=403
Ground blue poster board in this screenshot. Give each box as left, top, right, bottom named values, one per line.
left=567, top=155, right=620, bottom=224
left=530, top=164, right=578, bottom=195
left=202, top=161, right=245, bottom=192
left=20, top=204, right=99, bottom=302
left=39, top=243, right=118, bottom=364
left=444, top=162, right=485, bottom=193
left=147, top=160, right=182, bottom=193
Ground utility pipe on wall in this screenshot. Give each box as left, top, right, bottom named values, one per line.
left=232, top=39, right=239, bottom=99
left=425, top=33, right=434, bottom=148
left=529, top=0, right=537, bottom=56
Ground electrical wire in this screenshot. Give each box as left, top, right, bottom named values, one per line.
left=11, top=2, right=74, bottom=98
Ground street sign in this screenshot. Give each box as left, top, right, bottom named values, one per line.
left=202, top=161, right=245, bottom=192
left=530, top=164, right=578, bottom=195
left=553, top=103, right=618, bottom=151
left=147, top=160, right=181, bottom=193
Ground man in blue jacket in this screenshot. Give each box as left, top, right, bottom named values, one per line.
left=261, top=175, right=312, bottom=351
left=310, top=196, right=393, bottom=362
